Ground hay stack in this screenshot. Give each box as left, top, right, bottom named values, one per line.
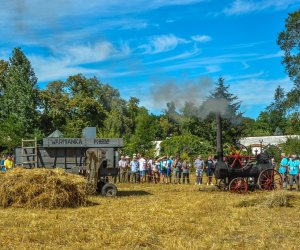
left=237, top=190, right=293, bottom=208
left=0, top=168, right=88, bottom=209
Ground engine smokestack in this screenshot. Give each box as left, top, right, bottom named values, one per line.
left=216, top=112, right=223, bottom=161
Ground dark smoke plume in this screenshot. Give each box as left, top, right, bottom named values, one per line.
left=150, top=77, right=232, bottom=120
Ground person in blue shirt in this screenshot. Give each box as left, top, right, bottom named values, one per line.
left=279, top=153, right=289, bottom=188
left=0, top=155, right=5, bottom=172
left=288, top=155, right=300, bottom=191
left=166, top=156, right=173, bottom=184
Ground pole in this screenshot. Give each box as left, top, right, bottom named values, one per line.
left=216, top=113, right=223, bottom=161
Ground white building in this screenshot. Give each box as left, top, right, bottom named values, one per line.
left=239, top=135, right=300, bottom=154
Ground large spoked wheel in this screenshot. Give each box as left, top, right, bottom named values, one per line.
left=101, top=183, right=118, bottom=197
left=229, top=177, right=248, bottom=193
left=258, top=169, right=282, bottom=191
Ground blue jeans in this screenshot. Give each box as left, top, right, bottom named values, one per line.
left=196, top=169, right=203, bottom=184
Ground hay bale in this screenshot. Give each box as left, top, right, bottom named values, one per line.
left=0, top=168, right=88, bottom=209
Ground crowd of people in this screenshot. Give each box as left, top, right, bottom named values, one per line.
left=278, top=153, right=300, bottom=191
left=0, top=155, right=15, bottom=172
left=117, top=154, right=217, bottom=185
left=2, top=152, right=299, bottom=190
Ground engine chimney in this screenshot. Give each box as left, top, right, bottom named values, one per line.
left=216, top=112, right=223, bottom=161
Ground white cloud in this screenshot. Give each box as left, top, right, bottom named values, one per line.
left=205, top=65, right=221, bottom=73
left=28, top=41, right=133, bottom=82
left=230, top=77, right=293, bottom=106
left=65, top=42, right=117, bottom=64
left=191, top=35, right=212, bottom=43
left=139, top=34, right=190, bottom=54
left=145, top=46, right=201, bottom=64
left=0, top=1, right=205, bottom=33
left=224, top=0, right=300, bottom=15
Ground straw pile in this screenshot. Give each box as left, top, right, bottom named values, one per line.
left=237, top=190, right=293, bottom=208
left=0, top=168, right=88, bottom=209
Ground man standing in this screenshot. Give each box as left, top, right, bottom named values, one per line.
left=194, top=156, right=204, bottom=185
left=205, top=156, right=214, bottom=186
left=279, top=153, right=288, bottom=188
left=182, top=160, right=190, bottom=184
left=130, top=156, right=139, bottom=183
left=118, top=155, right=128, bottom=183
left=166, top=156, right=173, bottom=184
left=288, top=155, right=300, bottom=191
left=139, top=155, right=146, bottom=183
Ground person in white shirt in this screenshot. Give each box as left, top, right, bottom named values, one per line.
left=118, top=155, right=128, bottom=183
left=139, top=155, right=146, bottom=183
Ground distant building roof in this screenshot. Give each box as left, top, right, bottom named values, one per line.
left=47, top=130, right=64, bottom=138
left=240, top=135, right=300, bottom=147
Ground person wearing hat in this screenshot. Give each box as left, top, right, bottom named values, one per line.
left=130, top=155, right=139, bottom=183
left=118, top=155, right=128, bottom=183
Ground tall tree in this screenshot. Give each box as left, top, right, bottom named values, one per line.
left=63, top=74, right=106, bottom=137
left=266, top=85, right=287, bottom=134
left=203, top=77, right=243, bottom=145
left=277, top=9, right=300, bottom=110
left=39, top=81, right=70, bottom=135
left=0, top=48, right=39, bottom=147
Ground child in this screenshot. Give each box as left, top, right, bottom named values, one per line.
left=0, top=155, right=6, bottom=172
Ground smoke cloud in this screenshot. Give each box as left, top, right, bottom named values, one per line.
left=150, top=77, right=232, bottom=120
left=151, top=77, right=211, bottom=107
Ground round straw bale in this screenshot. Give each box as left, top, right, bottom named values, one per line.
left=0, top=168, right=88, bottom=209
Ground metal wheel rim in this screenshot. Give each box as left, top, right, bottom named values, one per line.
left=105, top=188, right=116, bottom=197
left=258, top=169, right=282, bottom=190
left=229, top=177, right=248, bottom=193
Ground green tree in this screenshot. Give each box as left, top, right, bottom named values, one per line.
left=277, top=10, right=300, bottom=110
left=201, top=77, right=243, bottom=146
left=253, top=111, right=272, bottom=136
left=266, top=86, right=287, bottom=134
left=125, top=108, right=159, bottom=157
left=0, top=48, right=39, bottom=148
left=160, top=134, right=214, bottom=161
left=0, top=59, right=8, bottom=95
left=285, top=112, right=300, bottom=134
left=281, top=137, right=300, bottom=155
left=39, top=81, right=70, bottom=135
left=63, top=75, right=107, bottom=137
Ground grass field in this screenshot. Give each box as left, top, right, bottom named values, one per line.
left=1, top=177, right=300, bottom=250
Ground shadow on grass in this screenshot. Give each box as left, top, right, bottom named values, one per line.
left=84, top=200, right=101, bottom=207
left=117, top=190, right=153, bottom=197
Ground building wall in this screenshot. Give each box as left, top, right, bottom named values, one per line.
left=239, top=135, right=300, bottom=154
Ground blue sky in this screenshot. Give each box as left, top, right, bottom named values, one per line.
left=0, top=0, right=299, bottom=118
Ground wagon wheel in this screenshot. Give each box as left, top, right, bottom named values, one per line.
left=258, top=169, right=282, bottom=191
left=229, top=177, right=248, bottom=193
left=217, top=178, right=228, bottom=191
left=226, top=143, right=252, bottom=169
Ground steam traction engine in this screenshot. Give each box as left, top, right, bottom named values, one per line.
left=214, top=114, right=282, bottom=193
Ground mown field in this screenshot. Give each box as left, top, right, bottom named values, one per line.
left=1, top=177, right=300, bottom=250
